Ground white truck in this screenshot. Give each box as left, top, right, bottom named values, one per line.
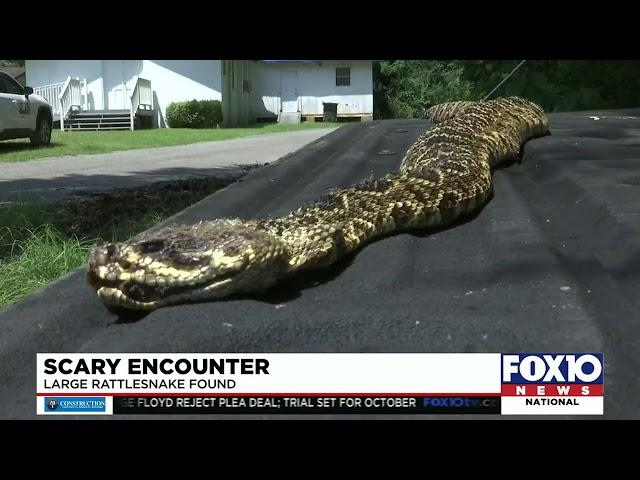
left=0, top=70, right=53, bottom=147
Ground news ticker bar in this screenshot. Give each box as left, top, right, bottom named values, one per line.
left=113, top=395, right=502, bottom=414
left=39, top=394, right=605, bottom=415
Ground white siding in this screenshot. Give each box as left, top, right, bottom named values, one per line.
left=140, top=60, right=222, bottom=126
left=221, top=60, right=251, bottom=127
left=249, top=62, right=282, bottom=117
left=102, top=60, right=143, bottom=110
left=26, top=60, right=107, bottom=110
left=26, top=60, right=223, bottom=125
left=249, top=62, right=373, bottom=119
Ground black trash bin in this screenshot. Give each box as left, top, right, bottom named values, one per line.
left=322, top=102, right=338, bottom=123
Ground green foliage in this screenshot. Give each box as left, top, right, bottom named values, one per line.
left=0, top=226, right=91, bottom=306
left=375, top=61, right=474, bottom=119
left=166, top=99, right=223, bottom=128
left=458, top=60, right=614, bottom=112
left=0, top=178, right=235, bottom=308
left=375, top=60, right=640, bottom=118
left=0, top=60, right=24, bottom=67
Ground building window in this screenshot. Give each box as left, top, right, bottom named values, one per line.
left=336, top=67, right=351, bottom=87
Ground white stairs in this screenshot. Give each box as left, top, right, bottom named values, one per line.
left=35, top=76, right=154, bottom=131
left=278, top=112, right=301, bottom=124
left=63, top=110, right=133, bottom=130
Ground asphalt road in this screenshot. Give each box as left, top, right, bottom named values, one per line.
left=1, top=112, right=639, bottom=419
left=0, top=128, right=337, bottom=202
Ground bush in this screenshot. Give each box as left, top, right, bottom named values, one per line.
left=375, top=61, right=475, bottom=119
left=375, top=60, right=640, bottom=118
left=166, top=99, right=223, bottom=128
left=461, top=60, right=640, bottom=113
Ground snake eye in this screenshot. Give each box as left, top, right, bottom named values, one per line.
left=106, top=244, right=118, bottom=257
left=138, top=240, right=165, bottom=254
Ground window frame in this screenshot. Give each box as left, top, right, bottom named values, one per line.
left=0, top=72, right=24, bottom=95
left=335, top=67, right=351, bottom=87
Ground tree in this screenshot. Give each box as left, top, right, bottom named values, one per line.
left=375, top=61, right=474, bottom=119
left=0, top=60, right=25, bottom=68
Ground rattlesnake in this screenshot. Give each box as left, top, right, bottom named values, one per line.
left=87, top=96, right=549, bottom=311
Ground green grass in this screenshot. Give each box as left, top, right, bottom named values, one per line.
left=0, top=122, right=340, bottom=163
left=0, top=177, right=236, bottom=308
left=0, top=226, right=91, bottom=306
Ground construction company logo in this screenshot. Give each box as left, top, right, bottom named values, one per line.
left=44, top=397, right=106, bottom=414
left=501, top=353, right=604, bottom=415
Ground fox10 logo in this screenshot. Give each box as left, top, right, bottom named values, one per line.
left=500, top=353, right=604, bottom=415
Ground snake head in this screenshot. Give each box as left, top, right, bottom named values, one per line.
left=87, top=220, right=289, bottom=311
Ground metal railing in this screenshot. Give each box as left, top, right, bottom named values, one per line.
left=57, top=77, right=88, bottom=129
left=129, top=77, right=153, bottom=131
left=37, top=76, right=151, bottom=130
left=33, top=81, right=65, bottom=115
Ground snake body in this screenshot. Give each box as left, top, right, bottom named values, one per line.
left=87, top=96, right=549, bottom=311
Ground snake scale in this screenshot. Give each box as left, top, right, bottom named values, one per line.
left=87, top=96, right=549, bottom=311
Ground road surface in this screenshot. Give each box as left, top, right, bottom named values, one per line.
left=0, top=128, right=338, bottom=202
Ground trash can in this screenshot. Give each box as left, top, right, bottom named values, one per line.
left=322, top=102, right=338, bottom=123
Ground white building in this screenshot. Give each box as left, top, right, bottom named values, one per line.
left=25, top=60, right=374, bottom=130
left=249, top=60, right=374, bottom=123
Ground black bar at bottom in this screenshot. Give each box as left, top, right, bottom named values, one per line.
left=113, top=396, right=500, bottom=414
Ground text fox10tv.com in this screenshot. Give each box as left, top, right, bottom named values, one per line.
left=36, top=353, right=604, bottom=416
